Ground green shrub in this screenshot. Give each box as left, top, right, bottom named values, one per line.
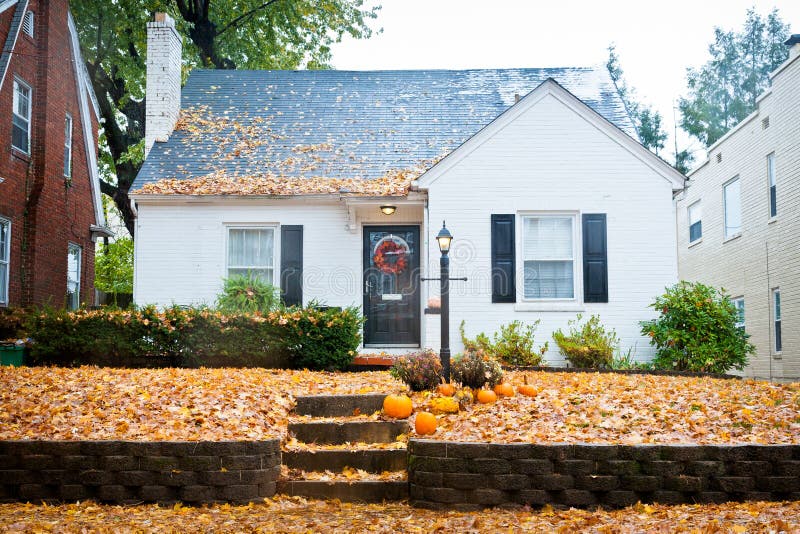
left=216, top=274, right=280, bottom=314
left=640, top=281, right=754, bottom=374
left=390, top=349, right=442, bottom=391
left=460, top=320, right=548, bottom=366
left=553, top=314, right=619, bottom=368
left=20, top=304, right=361, bottom=370
left=0, top=307, right=29, bottom=341
left=610, top=346, right=653, bottom=371
left=451, top=350, right=504, bottom=389
left=279, top=305, right=363, bottom=371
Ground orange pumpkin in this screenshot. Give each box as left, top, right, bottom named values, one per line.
left=518, top=375, right=538, bottom=397
left=437, top=382, right=456, bottom=396
left=493, top=382, right=515, bottom=397
left=383, top=394, right=413, bottom=419
left=415, top=411, right=437, bottom=435
left=476, top=388, right=497, bottom=404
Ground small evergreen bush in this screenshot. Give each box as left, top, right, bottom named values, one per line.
left=553, top=314, right=619, bottom=368
left=390, top=349, right=442, bottom=391
left=640, top=281, right=754, bottom=373
left=216, top=274, right=280, bottom=314
left=451, top=350, right=504, bottom=389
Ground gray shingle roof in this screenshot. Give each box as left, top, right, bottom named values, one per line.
left=132, top=67, right=636, bottom=192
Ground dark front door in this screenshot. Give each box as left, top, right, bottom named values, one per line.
left=363, top=226, right=420, bottom=346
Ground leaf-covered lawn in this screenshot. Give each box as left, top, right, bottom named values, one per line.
left=0, top=498, right=797, bottom=533
left=1, top=367, right=798, bottom=444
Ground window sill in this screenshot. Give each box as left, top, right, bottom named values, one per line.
left=768, top=217, right=778, bottom=225
left=723, top=233, right=742, bottom=244
left=515, top=302, right=586, bottom=312
left=772, top=353, right=782, bottom=360
left=11, top=148, right=30, bottom=162
left=688, top=238, right=703, bottom=248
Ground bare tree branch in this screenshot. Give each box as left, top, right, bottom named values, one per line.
left=218, top=0, right=281, bottom=36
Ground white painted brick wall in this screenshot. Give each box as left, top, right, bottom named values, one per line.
left=145, top=14, right=182, bottom=156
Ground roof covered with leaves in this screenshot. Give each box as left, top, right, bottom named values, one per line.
left=132, top=68, right=636, bottom=196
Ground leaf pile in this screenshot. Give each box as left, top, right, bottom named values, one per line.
left=280, top=465, right=406, bottom=483
left=0, top=367, right=402, bottom=441
left=0, top=499, right=797, bottom=533
left=423, top=372, right=800, bottom=444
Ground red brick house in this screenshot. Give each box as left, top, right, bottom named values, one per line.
left=0, top=0, right=108, bottom=308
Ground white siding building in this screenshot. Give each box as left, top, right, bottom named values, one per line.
left=676, top=35, right=800, bottom=381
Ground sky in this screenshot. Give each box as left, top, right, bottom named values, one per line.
left=330, top=0, right=800, bottom=166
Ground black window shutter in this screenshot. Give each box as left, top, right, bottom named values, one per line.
left=491, top=214, right=515, bottom=303
left=280, top=225, right=303, bottom=307
left=582, top=214, right=608, bottom=303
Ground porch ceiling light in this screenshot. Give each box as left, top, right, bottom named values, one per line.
left=380, top=204, right=397, bottom=215
left=436, top=221, right=453, bottom=254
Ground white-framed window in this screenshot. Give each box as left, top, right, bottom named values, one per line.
left=767, top=153, right=776, bottom=218
left=12, top=78, right=31, bottom=154
left=773, top=288, right=781, bottom=353
left=64, top=114, right=73, bottom=178
left=21, top=10, right=33, bottom=38
left=521, top=214, right=576, bottom=300
left=731, top=297, right=745, bottom=330
left=226, top=227, right=276, bottom=283
left=66, top=244, right=81, bottom=310
left=0, top=217, right=10, bottom=305
left=688, top=201, right=702, bottom=243
left=723, top=177, right=742, bottom=238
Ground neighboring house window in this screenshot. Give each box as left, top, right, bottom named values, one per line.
left=0, top=217, right=9, bottom=305
left=12, top=79, right=31, bottom=154
left=731, top=297, right=745, bottom=330
left=522, top=215, right=575, bottom=299
left=773, top=288, right=781, bottom=353
left=22, top=11, right=33, bottom=38
left=723, top=178, right=741, bottom=238
left=227, top=227, right=275, bottom=283
left=767, top=153, right=776, bottom=218
left=66, top=244, right=81, bottom=310
left=688, top=201, right=702, bottom=242
left=64, top=115, right=73, bottom=178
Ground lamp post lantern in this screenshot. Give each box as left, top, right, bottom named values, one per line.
left=436, top=222, right=453, bottom=380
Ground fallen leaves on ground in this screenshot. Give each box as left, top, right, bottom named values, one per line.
left=0, top=498, right=798, bottom=533
left=280, top=466, right=406, bottom=483
left=418, top=372, right=800, bottom=444
left=283, top=437, right=407, bottom=452
left=0, top=367, right=403, bottom=441
left=1, top=367, right=798, bottom=444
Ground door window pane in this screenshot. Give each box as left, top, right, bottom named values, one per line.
left=66, top=244, right=81, bottom=310
left=523, top=216, right=574, bottom=299
left=723, top=178, right=741, bottom=238
left=227, top=228, right=274, bottom=284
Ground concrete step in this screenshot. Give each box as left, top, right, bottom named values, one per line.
left=283, top=449, right=407, bottom=473
left=276, top=480, right=408, bottom=502
left=294, top=394, right=386, bottom=417
left=288, top=420, right=408, bottom=445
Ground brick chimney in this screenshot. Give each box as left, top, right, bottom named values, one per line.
left=145, top=13, right=182, bottom=156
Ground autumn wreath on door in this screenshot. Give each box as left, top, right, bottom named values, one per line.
left=373, top=235, right=410, bottom=275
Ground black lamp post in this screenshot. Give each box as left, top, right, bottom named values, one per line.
left=435, top=222, right=454, bottom=380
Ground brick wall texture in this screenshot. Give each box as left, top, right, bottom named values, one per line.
left=0, top=440, right=281, bottom=504
left=408, top=440, right=800, bottom=510
left=0, top=0, right=99, bottom=308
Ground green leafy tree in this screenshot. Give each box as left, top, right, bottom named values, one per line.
left=679, top=8, right=789, bottom=146
left=606, top=44, right=668, bottom=156
left=640, top=281, right=754, bottom=374
left=95, top=238, right=134, bottom=297
left=71, top=0, right=380, bottom=236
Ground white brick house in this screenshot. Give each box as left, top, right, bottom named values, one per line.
left=131, top=14, right=685, bottom=363
left=676, top=35, right=800, bottom=381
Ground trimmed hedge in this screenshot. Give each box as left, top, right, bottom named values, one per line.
left=12, top=305, right=362, bottom=370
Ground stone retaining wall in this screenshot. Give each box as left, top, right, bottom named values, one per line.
left=0, top=440, right=281, bottom=504
left=408, top=440, right=800, bottom=510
